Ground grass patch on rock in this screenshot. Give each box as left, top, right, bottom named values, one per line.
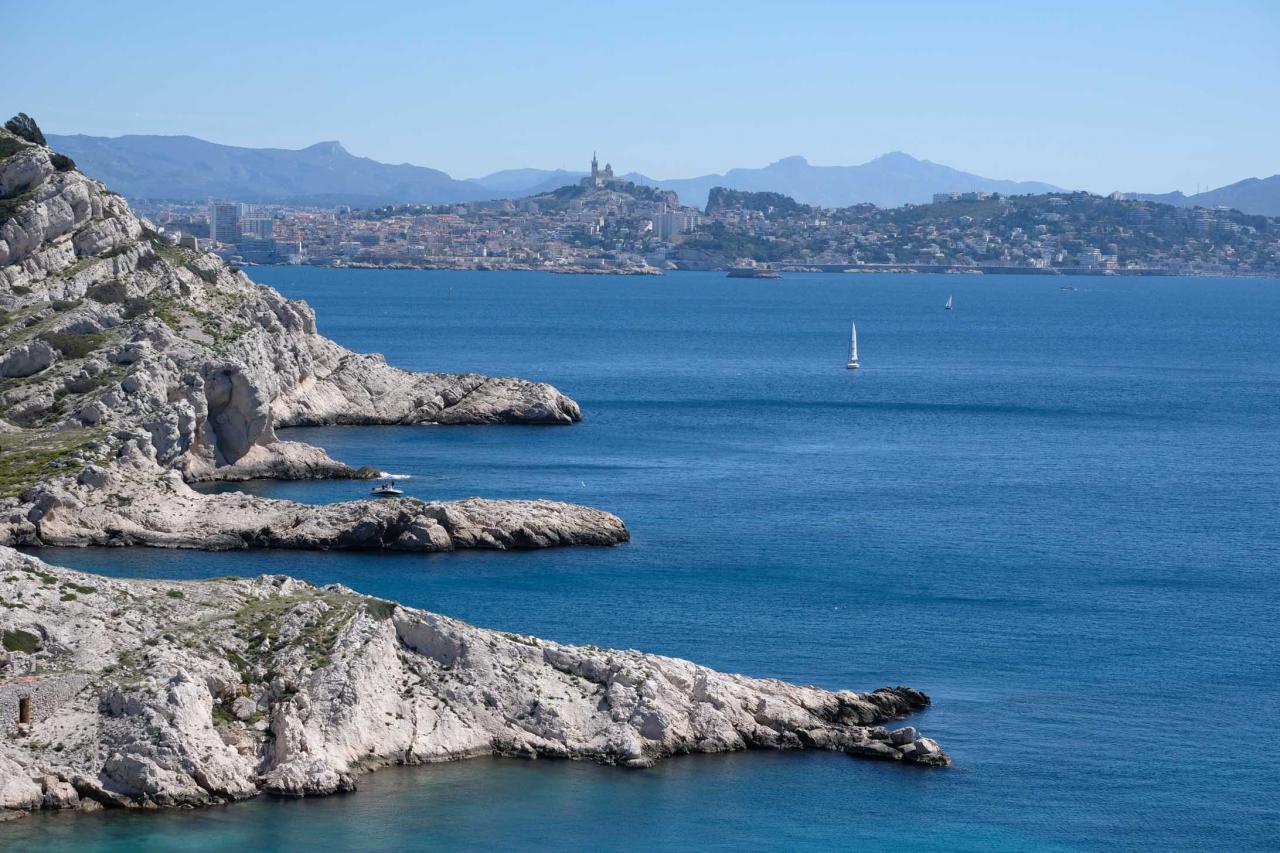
left=2, top=628, right=42, bottom=653
left=0, top=427, right=109, bottom=497
left=0, top=135, right=32, bottom=160
left=38, top=329, right=109, bottom=359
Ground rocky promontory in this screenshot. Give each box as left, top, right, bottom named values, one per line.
left=0, top=114, right=624, bottom=551
left=0, top=547, right=947, bottom=819
left=0, top=116, right=949, bottom=822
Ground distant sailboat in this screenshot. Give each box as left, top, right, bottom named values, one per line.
left=944, top=294, right=953, bottom=310
left=846, top=321, right=860, bottom=370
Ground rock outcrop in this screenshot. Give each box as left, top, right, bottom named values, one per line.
left=6, top=451, right=626, bottom=551
left=0, top=547, right=947, bottom=819
left=0, top=340, right=55, bottom=378
left=0, top=116, right=624, bottom=551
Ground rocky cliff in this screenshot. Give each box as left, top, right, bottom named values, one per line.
left=0, top=114, right=624, bottom=551
left=0, top=547, right=947, bottom=819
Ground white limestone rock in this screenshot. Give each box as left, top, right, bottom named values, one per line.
left=0, top=547, right=947, bottom=820
left=0, top=340, right=55, bottom=377
left=0, top=757, right=43, bottom=811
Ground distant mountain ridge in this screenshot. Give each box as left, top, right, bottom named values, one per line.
left=469, top=168, right=586, bottom=197
left=43, top=131, right=1279, bottom=216
left=45, top=133, right=496, bottom=206
left=1126, top=175, right=1280, bottom=218
left=473, top=153, right=1063, bottom=209
left=630, top=153, right=1062, bottom=209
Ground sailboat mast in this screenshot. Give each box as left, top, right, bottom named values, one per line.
left=850, top=321, right=858, bottom=361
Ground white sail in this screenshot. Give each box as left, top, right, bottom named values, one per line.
left=847, top=321, right=859, bottom=369
left=945, top=295, right=953, bottom=310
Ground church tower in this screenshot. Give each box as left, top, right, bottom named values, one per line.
left=591, top=151, right=600, bottom=184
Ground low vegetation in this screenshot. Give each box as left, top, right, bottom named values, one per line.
left=37, top=329, right=108, bottom=359
left=86, top=279, right=129, bottom=304
left=0, top=427, right=109, bottom=498
left=2, top=628, right=42, bottom=653
left=0, top=135, right=31, bottom=160
left=0, top=189, right=35, bottom=222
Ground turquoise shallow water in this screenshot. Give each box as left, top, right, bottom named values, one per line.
left=7, top=269, right=1279, bottom=851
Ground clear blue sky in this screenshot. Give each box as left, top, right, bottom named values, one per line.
left=3, top=0, right=1277, bottom=193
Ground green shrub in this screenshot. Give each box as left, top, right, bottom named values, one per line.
left=87, top=280, right=128, bottom=304
left=122, top=296, right=150, bottom=319
left=50, top=299, right=79, bottom=311
left=99, top=244, right=133, bottom=261
left=4, top=113, right=46, bottom=146
left=50, top=152, right=76, bottom=172
left=166, top=589, right=185, bottom=599
left=0, top=190, right=34, bottom=222
left=38, top=329, right=107, bottom=359
left=11, top=285, right=31, bottom=295
left=364, top=599, right=396, bottom=620
left=2, top=628, right=41, bottom=653
left=0, top=136, right=30, bottom=160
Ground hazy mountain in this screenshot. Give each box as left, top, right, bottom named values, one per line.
left=469, top=168, right=586, bottom=195
left=1127, top=175, right=1280, bottom=217
left=618, top=153, right=1063, bottom=209
left=470, top=153, right=1062, bottom=210
left=43, top=132, right=1069, bottom=211
left=45, top=133, right=496, bottom=206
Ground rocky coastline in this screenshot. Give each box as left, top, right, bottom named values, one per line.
left=0, top=547, right=946, bottom=820
left=0, top=114, right=624, bottom=553
left=0, top=114, right=948, bottom=822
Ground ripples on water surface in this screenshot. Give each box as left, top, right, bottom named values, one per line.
left=10, top=270, right=1279, bottom=851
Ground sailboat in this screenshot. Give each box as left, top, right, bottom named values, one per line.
left=846, top=321, right=860, bottom=370
left=945, top=294, right=953, bottom=310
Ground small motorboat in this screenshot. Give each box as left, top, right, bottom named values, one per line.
left=370, top=480, right=404, bottom=497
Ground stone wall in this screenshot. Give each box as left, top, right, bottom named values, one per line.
left=0, top=674, right=90, bottom=736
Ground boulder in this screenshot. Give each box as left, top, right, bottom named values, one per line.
left=914, top=736, right=941, bottom=755
left=889, top=726, right=917, bottom=745
left=230, top=696, right=258, bottom=721
left=0, top=756, right=42, bottom=810
left=0, top=341, right=56, bottom=378
left=846, top=740, right=901, bottom=761
left=40, top=775, right=79, bottom=809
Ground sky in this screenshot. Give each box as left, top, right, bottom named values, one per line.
left=3, top=0, right=1277, bottom=193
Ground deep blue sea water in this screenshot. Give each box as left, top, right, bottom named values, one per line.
left=6, top=269, right=1279, bottom=851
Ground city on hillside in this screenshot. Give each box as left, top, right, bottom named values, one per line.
left=131, top=154, right=1280, bottom=277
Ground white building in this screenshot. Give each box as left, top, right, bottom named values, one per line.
left=653, top=209, right=702, bottom=240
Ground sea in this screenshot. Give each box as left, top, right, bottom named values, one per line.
left=6, top=269, right=1278, bottom=851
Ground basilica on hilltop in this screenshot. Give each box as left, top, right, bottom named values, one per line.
left=581, top=152, right=617, bottom=188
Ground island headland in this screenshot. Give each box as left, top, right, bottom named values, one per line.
left=0, top=113, right=624, bottom=553
left=0, top=114, right=948, bottom=821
